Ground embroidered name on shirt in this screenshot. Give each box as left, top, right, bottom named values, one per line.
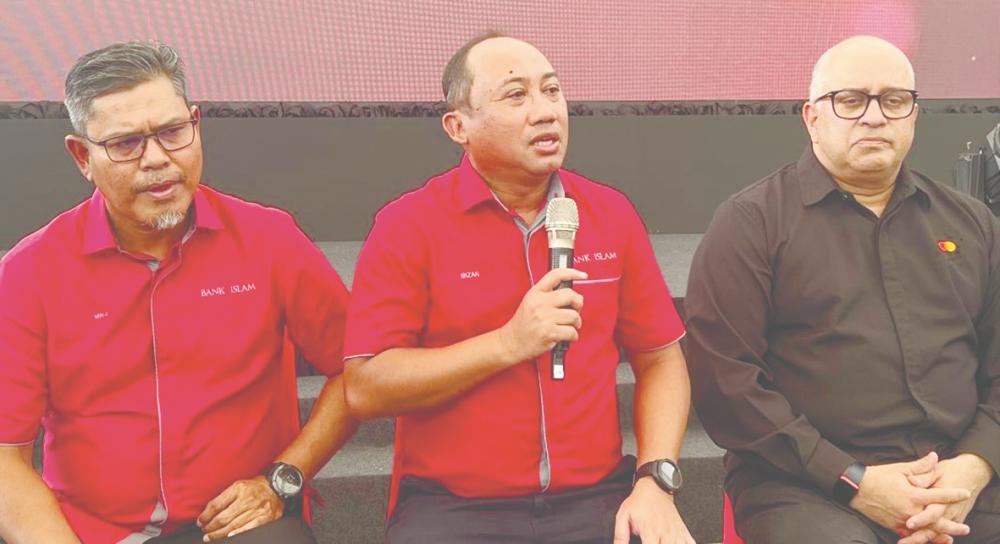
left=574, top=251, right=618, bottom=265
left=93, top=312, right=109, bottom=320
left=201, top=283, right=257, bottom=297
left=460, top=271, right=480, bottom=280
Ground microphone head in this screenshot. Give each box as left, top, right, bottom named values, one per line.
left=545, top=197, right=579, bottom=233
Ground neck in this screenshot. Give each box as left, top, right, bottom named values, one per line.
left=471, top=159, right=552, bottom=223
left=833, top=174, right=898, bottom=217
left=814, top=147, right=902, bottom=217
left=109, top=211, right=190, bottom=261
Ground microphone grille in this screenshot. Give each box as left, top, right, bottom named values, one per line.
left=545, top=197, right=579, bottom=231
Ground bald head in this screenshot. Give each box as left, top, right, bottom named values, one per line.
left=809, top=36, right=914, bottom=101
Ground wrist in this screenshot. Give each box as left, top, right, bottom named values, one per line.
left=954, top=453, right=994, bottom=491
left=633, top=475, right=674, bottom=500
left=491, top=326, right=523, bottom=367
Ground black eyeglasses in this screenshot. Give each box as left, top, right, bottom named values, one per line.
left=85, top=118, right=199, bottom=162
left=814, top=89, right=918, bottom=120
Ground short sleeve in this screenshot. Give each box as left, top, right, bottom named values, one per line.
left=343, top=202, right=430, bottom=359
left=273, top=214, right=351, bottom=377
left=0, top=251, right=48, bottom=444
left=614, top=197, right=685, bottom=357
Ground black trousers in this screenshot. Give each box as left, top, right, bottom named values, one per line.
left=145, top=516, right=316, bottom=544
left=386, top=456, right=641, bottom=544
left=735, top=478, right=1000, bottom=544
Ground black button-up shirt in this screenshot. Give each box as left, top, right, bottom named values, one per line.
left=685, top=148, right=1000, bottom=506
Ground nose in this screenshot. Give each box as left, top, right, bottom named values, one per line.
left=527, top=90, right=560, bottom=126
left=858, top=96, right=888, bottom=127
left=139, top=136, right=172, bottom=170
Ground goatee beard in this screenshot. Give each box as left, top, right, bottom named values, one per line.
left=149, top=210, right=186, bottom=231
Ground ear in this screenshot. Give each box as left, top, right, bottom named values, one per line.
left=802, top=100, right=820, bottom=143
left=64, top=135, right=94, bottom=183
left=441, top=109, right=468, bottom=146
left=190, top=104, right=202, bottom=121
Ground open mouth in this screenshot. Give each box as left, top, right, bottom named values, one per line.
left=142, top=181, right=178, bottom=199
left=530, top=133, right=561, bottom=153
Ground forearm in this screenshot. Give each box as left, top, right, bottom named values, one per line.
left=632, top=344, right=690, bottom=465
left=0, top=447, right=79, bottom=544
left=274, top=375, right=359, bottom=481
left=344, top=328, right=514, bottom=419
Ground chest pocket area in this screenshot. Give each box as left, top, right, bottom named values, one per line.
left=572, top=276, right=620, bottom=338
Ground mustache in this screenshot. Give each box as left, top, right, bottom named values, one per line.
left=132, top=174, right=184, bottom=193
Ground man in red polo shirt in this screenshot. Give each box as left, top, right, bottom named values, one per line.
left=343, top=33, right=695, bottom=543
left=0, top=42, right=355, bottom=543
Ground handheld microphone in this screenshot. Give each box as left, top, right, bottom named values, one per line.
left=545, top=197, right=579, bottom=380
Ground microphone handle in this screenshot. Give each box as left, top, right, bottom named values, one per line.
left=549, top=245, right=574, bottom=380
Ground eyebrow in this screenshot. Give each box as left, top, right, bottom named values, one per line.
left=94, top=115, right=191, bottom=142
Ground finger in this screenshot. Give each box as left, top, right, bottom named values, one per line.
left=907, top=451, right=939, bottom=475
left=898, top=528, right=940, bottom=544
left=204, top=509, right=256, bottom=542
left=535, top=268, right=588, bottom=292
left=227, top=515, right=267, bottom=538
left=201, top=498, right=250, bottom=534
left=551, top=308, right=583, bottom=328
left=612, top=511, right=632, bottom=544
left=552, top=324, right=579, bottom=343
left=929, top=518, right=970, bottom=537
left=908, top=472, right=937, bottom=489
left=197, top=486, right=238, bottom=528
left=547, top=288, right=584, bottom=311
left=913, top=487, right=971, bottom=506
left=906, top=504, right=947, bottom=531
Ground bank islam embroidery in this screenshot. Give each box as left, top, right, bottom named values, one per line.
left=200, top=283, right=258, bottom=297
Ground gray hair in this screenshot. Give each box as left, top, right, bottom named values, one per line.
left=442, top=31, right=508, bottom=111
left=64, top=41, right=188, bottom=134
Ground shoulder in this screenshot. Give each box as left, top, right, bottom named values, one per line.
left=559, top=168, right=644, bottom=233
left=1, top=198, right=90, bottom=276
left=369, top=166, right=459, bottom=234
left=200, top=185, right=299, bottom=229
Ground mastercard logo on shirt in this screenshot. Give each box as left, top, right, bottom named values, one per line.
left=937, top=240, right=958, bottom=253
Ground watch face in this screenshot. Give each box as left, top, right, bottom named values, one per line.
left=272, top=465, right=304, bottom=497
left=657, top=461, right=682, bottom=490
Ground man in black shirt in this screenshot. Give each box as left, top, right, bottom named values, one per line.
left=686, top=35, right=1000, bottom=543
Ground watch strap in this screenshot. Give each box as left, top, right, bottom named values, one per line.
left=832, top=462, right=866, bottom=506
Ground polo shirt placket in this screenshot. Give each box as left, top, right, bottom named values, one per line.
left=493, top=176, right=566, bottom=490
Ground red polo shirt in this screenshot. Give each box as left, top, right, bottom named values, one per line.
left=0, top=186, right=349, bottom=543
left=345, top=155, right=684, bottom=511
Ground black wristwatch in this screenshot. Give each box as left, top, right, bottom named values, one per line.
left=264, top=462, right=305, bottom=509
left=832, top=462, right=866, bottom=506
left=634, top=459, right=683, bottom=494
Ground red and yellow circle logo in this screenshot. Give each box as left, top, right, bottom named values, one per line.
left=937, top=240, right=958, bottom=253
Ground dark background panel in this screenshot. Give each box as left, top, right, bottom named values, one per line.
left=1, top=113, right=997, bottom=248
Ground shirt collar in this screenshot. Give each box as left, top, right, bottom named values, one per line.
left=797, top=146, right=926, bottom=207
left=456, top=153, right=568, bottom=213
left=81, top=186, right=224, bottom=255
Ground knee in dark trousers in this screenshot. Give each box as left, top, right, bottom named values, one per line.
left=146, top=516, right=316, bottom=544
left=734, top=480, right=891, bottom=544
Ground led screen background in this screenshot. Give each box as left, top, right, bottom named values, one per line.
left=1, top=0, right=997, bottom=102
